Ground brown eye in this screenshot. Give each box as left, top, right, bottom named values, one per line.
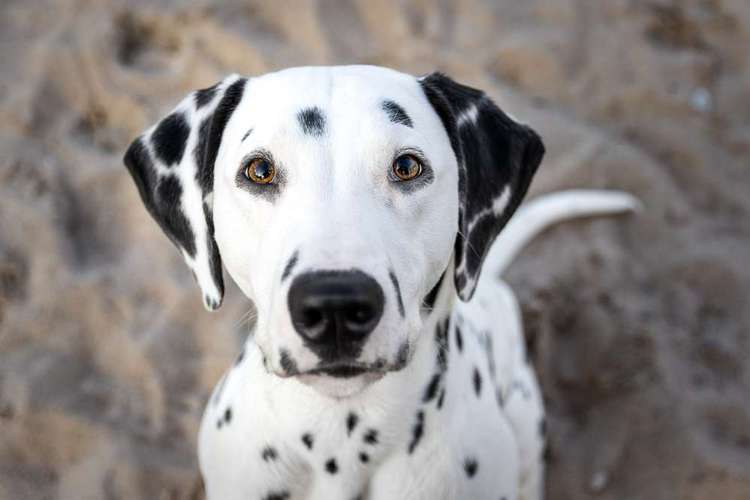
left=244, top=158, right=275, bottom=184
left=392, top=154, right=422, bottom=181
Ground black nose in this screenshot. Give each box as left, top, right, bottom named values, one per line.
left=288, top=270, right=384, bottom=360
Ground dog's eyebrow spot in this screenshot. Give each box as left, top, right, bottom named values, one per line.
left=381, top=99, right=413, bottom=128
left=389, top=270, right=405, bottom=317
left=241, top=128, right=253, bottom=142
left=281, top=251, right=299, bottom=282
left=151, top=112, right=190, bottom=166
left=297, top=107, right=326, bottom=136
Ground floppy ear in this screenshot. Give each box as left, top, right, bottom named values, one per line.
left=123, top=75, right=248, bottom=311
left=419, top=72, right=545, bottom=301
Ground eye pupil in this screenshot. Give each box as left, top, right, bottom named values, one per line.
left=255, top=160, right=270, bottom=179
left=244, top=158, right=275, bottom=184
left=393, top=155, right=421, bottom=181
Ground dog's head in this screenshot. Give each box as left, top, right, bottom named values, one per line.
left=124, top=66, right=543, bottom=396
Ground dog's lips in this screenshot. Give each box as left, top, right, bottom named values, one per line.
left=306, top=364, right=379, bottom=379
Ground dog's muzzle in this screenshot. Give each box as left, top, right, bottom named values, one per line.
left=288, top=270, right=384, bottom=367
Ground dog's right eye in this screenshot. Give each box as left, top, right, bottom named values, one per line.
left=243, top=158, right=276, bottom=184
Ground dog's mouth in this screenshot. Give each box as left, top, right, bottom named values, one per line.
left=304, top=361, right=388, bottom=379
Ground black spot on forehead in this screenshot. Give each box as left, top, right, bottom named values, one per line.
left=151, top=112, right=190, bottom=166
left=297, top=107, right=326, bottom=136
left=464, top=457, right=478, bottom=478
left=381, top=100, right=413, bottom=128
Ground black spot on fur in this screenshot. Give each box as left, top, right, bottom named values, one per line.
left=325, top=458, right=338, bottom=474
left=224, top=407, right=232, bottom=424
left=363, top=429, right=378, bottom=445
left=408, top=410, right=425, bottom=454
left=419, top=72, right=544, bottom=301
left=241, top=128, right=253, bottom=142
left=347, top=412, right=359, bottom=436
left=279, top=349, right=298, bottom=375
left=381, top=99, right=413, bottom=128
left=389, top=270, right=405, bottom=317
left=473, top=367, right=482, bottom=397
left=359, top=452, right=369, bottom=463
left=464, top=457, right=478, bottom=478
left=263, top=491, right=290, bottom=500
left=422, top=270, right=445, bottom=310
left=455, top=326, right=464, bottom=353
left=155, top=174, right=197, bottom=257
left=281, top=251, right=299, bottom=282
left=194, top=83, right=218, bottom=108
left=435, top=318, right=450, bottom=372
left=437, top=388, right=446, bottom=409
left=302, top=433, right=314, bottom=450
left=423, top=373, right=441, bottom=403
left=297, top=107, right=326, bottom=136
left=201, top=78, right=247, bottom=193
left=262, top=446, right=278, bottom=462
left=151, top=112, right=190, bottom=166
left=202, top=200, right=224, bottom=301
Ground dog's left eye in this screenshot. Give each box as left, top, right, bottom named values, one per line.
left=392, top=154, right=422, bottom=181
left=243, top=157, right=276, bottom=184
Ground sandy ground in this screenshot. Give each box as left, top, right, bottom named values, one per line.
left=1, top=0, right=749, bottom=499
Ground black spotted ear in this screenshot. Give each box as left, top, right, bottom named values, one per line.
left=419, top=72, right=544, bottom=301
left=123, top=75, right=248, bottom=311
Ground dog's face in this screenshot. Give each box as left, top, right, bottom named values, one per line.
left=124, top=66, right=543, bottom=397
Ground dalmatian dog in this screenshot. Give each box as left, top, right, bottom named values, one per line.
left=124, top=66, right=638, bottom=500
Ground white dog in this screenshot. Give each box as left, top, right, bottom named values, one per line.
left=124, top=65, right=638, bottom=500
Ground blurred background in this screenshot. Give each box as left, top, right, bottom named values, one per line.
left=1, top=0, right=749, bottom=498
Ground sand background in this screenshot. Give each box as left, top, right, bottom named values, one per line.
left=1, top=0, right=749, bottom=499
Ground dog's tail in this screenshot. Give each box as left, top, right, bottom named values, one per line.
left=487, top=190, right=642, bottom=277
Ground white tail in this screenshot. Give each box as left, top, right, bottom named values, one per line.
left=486, top=190, right=642, bottom=276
